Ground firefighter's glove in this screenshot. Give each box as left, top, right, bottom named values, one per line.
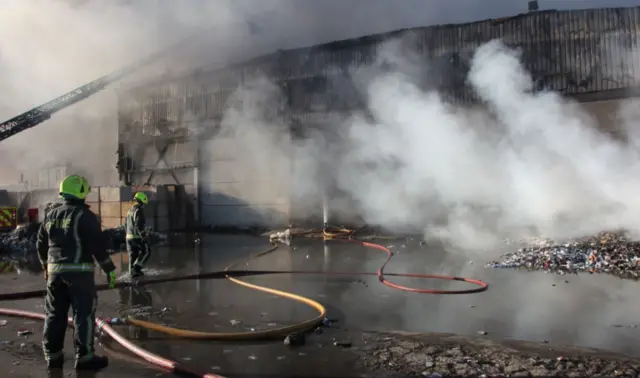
left=107, top=271, right=117, bottom=289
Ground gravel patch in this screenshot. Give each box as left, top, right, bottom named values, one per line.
left=358, top=331, right=640, bottom=377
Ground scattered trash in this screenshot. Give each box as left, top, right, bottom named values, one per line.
left=322, top=317, right=338, bottom=327
left=248, top=355, right=257, bottom=360
left=270, top=229, right=291, bottom=245
left=276, top=356, right=285, bottom=360
left=314, top=327, right=323, bottom=334
left=230, top=319, right=242, bottom=326
left=19, top=343, right=26, bottom=348
left=17, top=329, right=32, bottom=336
left=182, top=357, right=192, bottom=361
left=267, top=323, right=278, bottom=327
left=425, top=359, right=435, bottom=368
left=333, top=340, right=352, bottom=348
left=208, top=312, right=218, bottom=316
left=487, top=231, right=640, bottom=280
left=211, top=366, right=221, bottom=370
left=284, top=332, right=305, bottom=347
left=0, top=320, right=7, bottom=326
left=160, top=307, right=171, bottom=313
left=477, top=330, right=487, bottom=336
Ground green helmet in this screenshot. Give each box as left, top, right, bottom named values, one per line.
left=59, top=175, right=90, bottom=200
left=134, top=192, right=149, bottom=205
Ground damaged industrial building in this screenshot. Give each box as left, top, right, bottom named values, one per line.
left=113, top=6, right=640, bottom=230
left=2, top=6, right=639, bottom=231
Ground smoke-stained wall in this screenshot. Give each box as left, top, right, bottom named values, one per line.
left=117, top=7, right=640, bottom=228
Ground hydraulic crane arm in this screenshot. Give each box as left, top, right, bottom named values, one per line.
left=0, top=27, right=213, bottom=143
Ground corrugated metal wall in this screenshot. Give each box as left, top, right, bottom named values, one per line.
left=119, top=6, right=640, bottom=124
left=417, top=7, right=640, bottom=100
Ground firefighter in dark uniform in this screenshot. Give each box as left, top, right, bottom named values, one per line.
left=125, top=192, right=150, bottom=278
left=36, top=175, right=117, bottom=371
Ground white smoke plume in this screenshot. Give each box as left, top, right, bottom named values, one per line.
left=0, top=0, right=282, bottom=187
left=3, top=0, right=632, bottom=188
left=320, top=39, right=639, bottom=253
left=207, top=33, right=639, bottom=250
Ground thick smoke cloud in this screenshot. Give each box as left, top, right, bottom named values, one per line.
left=222, top=36, right=638, bottom=251
left=326, top=39, right=639, bottom=252
left=1, top=0, right=633, bottom=187
left=0, top=0, right=269, bottom=186
left=1, top=0, right=638, bottom=248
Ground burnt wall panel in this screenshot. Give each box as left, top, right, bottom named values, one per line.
left=118, top=6, right=640, bottom=163
left=417, top=7, right=640, bottom=102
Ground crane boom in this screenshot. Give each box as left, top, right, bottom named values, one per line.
left=0, top=28, right=212, bottom=142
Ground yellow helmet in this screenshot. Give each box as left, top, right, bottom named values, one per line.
left=133, top=192, right=149, bottom=205
left=59, top=175, right=90, bottom=200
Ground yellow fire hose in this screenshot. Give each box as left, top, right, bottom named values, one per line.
left=126, top=227, right=354, bottom=339
left=126, top=233, right=330, bottom=340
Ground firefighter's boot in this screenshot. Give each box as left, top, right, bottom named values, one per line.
left=47, top=356, right=64, bottom=369
left=132, top=265, right=144, bottom=277
left=75, top=355, right=109, bottom=370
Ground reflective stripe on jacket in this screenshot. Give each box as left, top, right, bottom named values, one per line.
left=36, top=199, right=115, bottom=275
left=125, top=203, right=146, bottom=240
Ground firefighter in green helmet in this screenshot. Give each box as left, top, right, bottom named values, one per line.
left=36, top=175, right=117, bottom=371
left=125, top=192, right=150, bottom=278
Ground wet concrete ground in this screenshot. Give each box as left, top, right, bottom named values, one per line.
left=1, top=234, right=640, bottom=377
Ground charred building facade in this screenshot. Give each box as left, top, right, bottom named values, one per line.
left=116, top=7, right=640, bottom=228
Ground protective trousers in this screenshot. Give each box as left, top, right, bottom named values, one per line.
left=126, top=239, right=150, bottom=273
left=43, top=273, right=97, bottom=363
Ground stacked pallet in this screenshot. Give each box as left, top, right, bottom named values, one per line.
left=71, top=185, right=188, bottom=232
left=86, top=187, right=136, bottom=229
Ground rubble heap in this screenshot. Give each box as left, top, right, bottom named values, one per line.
left=487, top=231, right=640, bottom=280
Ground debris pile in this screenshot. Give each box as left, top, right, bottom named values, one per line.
left=0, top=224, right=167, bottom=273
left=487, top=231, right=640, bottom=280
